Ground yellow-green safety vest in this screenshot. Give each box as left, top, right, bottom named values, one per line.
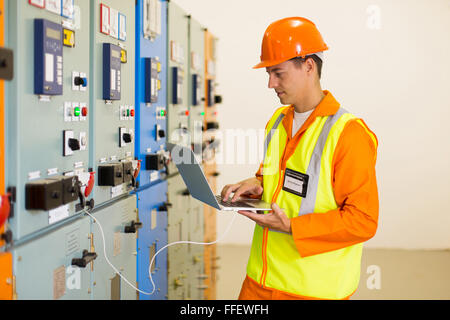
left=247, top=106, right=364, bottom=299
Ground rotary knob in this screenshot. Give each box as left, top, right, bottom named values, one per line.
left=68, top=138, right=80, bottom=151
left=74, top=76, right=88, bottom=87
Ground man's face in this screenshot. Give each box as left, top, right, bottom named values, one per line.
left=266, top=60, right=308, bottom=105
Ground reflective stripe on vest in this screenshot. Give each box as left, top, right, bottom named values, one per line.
left=298, top=107, right=347, bottom=216
left=247, top=106, right=366, bottom=299
left=262, top=110, right=286, bottom=176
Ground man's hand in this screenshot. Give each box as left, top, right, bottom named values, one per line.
left=221, top=177, right=263, bottom=202
left=238, top=203, right=292, bottom=234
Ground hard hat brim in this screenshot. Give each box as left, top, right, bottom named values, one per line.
left=253, top=56, right=298, bottom=69
left=253, top=48, right=328, bottom=69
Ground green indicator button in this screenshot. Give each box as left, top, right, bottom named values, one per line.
left=201, top=112, right=205, bottom=116
left=160, top=110, right=165, bottom=117
left=74, top=107, right=81, bottom=117
left=127, top=109, right=130, bottom=117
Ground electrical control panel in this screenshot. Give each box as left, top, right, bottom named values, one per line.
left=1, top=0, right=5, bottom=243
left=0, top=0, right=10, bottom=252
left=167, top=2, right=190, bottom=177
left=91, top=195, right=137, bottom=300
left=12, top=215, right=92, bottom=299
left=136, top=181, right=168, bottom=300
left=89, top=0, right=136, bottom=207
left=186, top=16, right=206, bottom=300
left=167, top=173, right=189, bottom=300
left=135, top=0, right=168, bottom=188
left=13, top=195, right=137, bottom=300
left=187, top=196, right=206, bottom=300
left=202, top=30, right=221, bottom=300
left=3, top=0, right=219, bottom=301
left=6, top=0, right=92, bottom=240
left=188, top=17, right=205, bottom=158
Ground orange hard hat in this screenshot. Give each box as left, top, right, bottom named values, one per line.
left=253, top=17, right=328, bottom=69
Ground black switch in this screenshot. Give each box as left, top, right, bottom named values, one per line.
left=158, top=129, right=165, bottom=138
left=214, top=95, right=223, bottom=104
left=206, top=122, right=219, bottom=130
left=124, top=221, right=143, bottom=233
left=74, top=76, right=86, bottom=86
left=158, top=202, right=172, bottom=212
left=26, top=179, right=64, bottom=211
left=98, top=163, right=124, bottom=186
left=0, top=47, right=14, bottom=81
left=145, top=154, right=165, bottom=171
left=68, top=138, right=80, bottom=151
left=48, top=175, right=80, bottom=205
left=122, top=161, right=133, bottom=184
left=1, top=230, right=13, bottom=245
left=72, top=250, right=97, bottom=268
left=123, top=133, right=132, bottom=143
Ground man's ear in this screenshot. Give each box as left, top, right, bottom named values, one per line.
left=305, top=57, right=316, bottom=75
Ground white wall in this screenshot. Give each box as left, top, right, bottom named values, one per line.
left=173, top=0, right=450, bottom=249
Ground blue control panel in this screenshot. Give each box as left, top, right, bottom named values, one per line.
left=135, top=0, right=168, bottom=188
left=34, top=19, right=63, bottom=96
left=136, top=181, right=168, bottom=300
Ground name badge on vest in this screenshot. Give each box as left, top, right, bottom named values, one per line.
left=282, top=168, right=309, bottom=198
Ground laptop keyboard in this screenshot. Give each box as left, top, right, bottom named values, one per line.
left=215, top=195, right=255, bottom=208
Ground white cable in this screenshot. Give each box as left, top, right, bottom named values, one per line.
left=84, top=208, right=237, bottom=296
left=84, top=209, right=152, bottom=295
left=147, top=212, right=238, bottom=295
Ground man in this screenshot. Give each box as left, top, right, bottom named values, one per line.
left=221, top=17, right=379, bottom=300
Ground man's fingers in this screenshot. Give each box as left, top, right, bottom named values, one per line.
left=231, top=186, right=251, bottom=202
left=271, top=203, right=285, bottom=215
left=221, top=185, right=231, bottom=199
left=238, top=210, right=264, bottom=222
left=222, top=184, right=240, bottom=201
left=271, top=202, right=280, bottom=213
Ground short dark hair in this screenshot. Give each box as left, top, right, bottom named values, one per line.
left=290, top=54, right=323, bottom=79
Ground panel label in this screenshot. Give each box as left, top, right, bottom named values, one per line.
left=49, top=204, right=70, bottom=225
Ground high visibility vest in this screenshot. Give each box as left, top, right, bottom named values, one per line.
left=247, top=106, right=372, bottom=299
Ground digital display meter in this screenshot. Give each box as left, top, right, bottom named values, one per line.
left=34, top=19, right=63, bottom=96
left=103, top=43, right=122, bottom=100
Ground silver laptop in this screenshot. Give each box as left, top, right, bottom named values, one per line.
left=167, top=143, right=272, bottom=211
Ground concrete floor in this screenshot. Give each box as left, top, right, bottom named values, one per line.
left=216, top=245, right=450, bottom=300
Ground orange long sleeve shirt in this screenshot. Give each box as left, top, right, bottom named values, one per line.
left=255, top=91, right=379, bottom=258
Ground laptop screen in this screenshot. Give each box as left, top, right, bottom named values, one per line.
left=167, top=143, right=221, bottom=210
